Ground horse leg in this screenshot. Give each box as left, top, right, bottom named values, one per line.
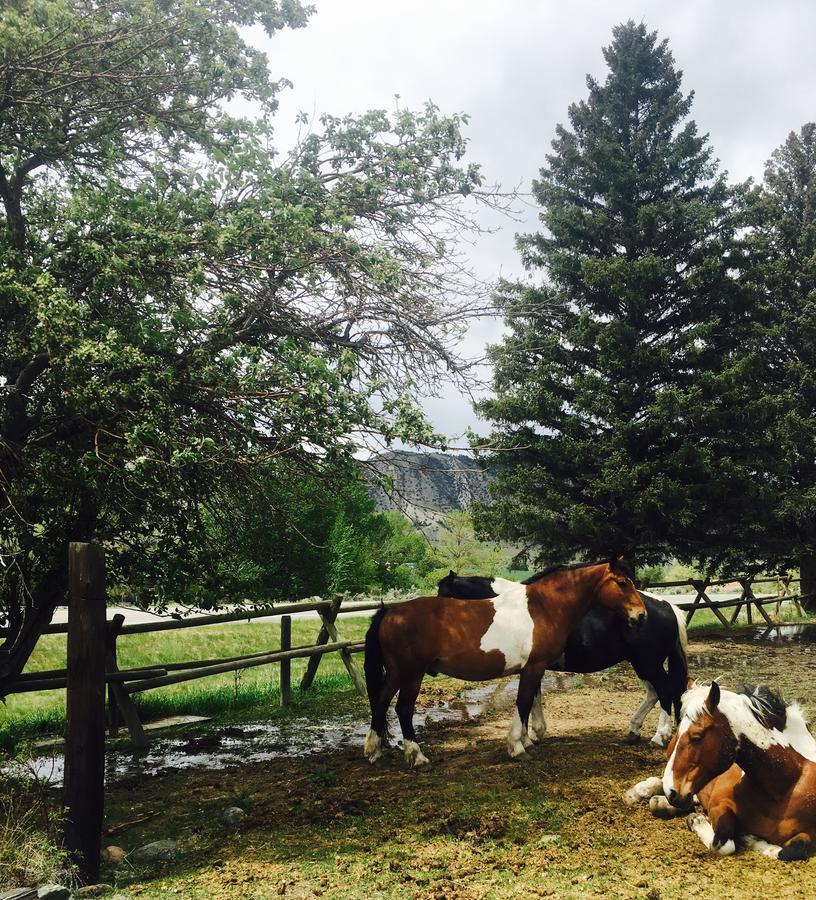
left=395, top=673, right=430, bottom=768
left=778, top=832, right=814, bottom=861
left=626, top=679, right=658, bottom=743
left=507, top=668, right=541, bottom=759
left=623, top=775, right=663, bottom=805
left=364, top=672, right=399, bottom=764
left=651, top=702, right=674, bottom=748
left=527, top=682, right=547, bottom=743
left=686, top=808, right=737, bottom=856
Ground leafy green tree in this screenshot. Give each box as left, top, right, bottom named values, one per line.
left=425, top=510, right=510, bottom=586
left=367, top=511, right=434, bottom=591
left=473, top=21, right=770, bottom=569
left=0, top=1, right=495, bottom=694
left=745, top=124, right=816, bottom=605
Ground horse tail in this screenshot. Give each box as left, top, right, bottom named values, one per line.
left=364, top=607, right=389, bottom=708
left=667, top=603, right=689, bottom=723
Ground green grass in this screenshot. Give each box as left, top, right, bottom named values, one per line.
left=0, top=615, right=371, bottom=754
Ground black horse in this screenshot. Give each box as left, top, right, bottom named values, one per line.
left=437, top=571, right=688, bottom=745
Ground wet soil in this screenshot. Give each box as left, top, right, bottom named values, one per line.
left=76, top=631, right=816, bottom=896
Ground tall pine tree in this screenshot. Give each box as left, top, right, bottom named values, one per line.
left=474, top=22, right=771, bottom=568
left=746, top=124, right=816, bottom=604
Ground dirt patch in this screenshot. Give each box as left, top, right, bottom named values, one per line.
left=98, top=630, right=816, bottom=898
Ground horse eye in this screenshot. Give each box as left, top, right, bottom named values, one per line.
left=689, top=734, right=703, bottom=744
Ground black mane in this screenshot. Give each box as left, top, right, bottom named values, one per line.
left=741, top=684, right=788, bottom=731
left=522, top=558, right=635, bottom=585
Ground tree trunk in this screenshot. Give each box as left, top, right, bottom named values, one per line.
left=0, top=562, right=67, bottom=700
left=801, top=549, right=816, bottom=612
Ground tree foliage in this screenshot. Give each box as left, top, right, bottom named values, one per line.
left=745, top=123, right=816, bottom=601
left=0, top=0, right=497, bottom=692
left=473, top=22, right=770, bottom=568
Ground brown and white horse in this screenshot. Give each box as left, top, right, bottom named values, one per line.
left=363, top=558, right=646, bottom=767
left=636, top=682, right=816, bottom=861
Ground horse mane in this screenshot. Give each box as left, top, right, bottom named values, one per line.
left=522, top=557, right=635, bottom=585
left=741, top=684, right=788, bottom=732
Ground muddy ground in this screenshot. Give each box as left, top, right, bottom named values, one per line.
left=97, top=626, right=816, bottom=899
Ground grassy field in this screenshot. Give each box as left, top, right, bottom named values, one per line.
left=0, top=615, right=371, bottom=754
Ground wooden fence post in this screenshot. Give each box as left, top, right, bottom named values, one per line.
left=280, top=615, right=292, bottom=706
left=300, top=594, right=343, bottom=691
left=105, top=613, right=148, bottom=748
left=64, top=542, right=107, bottom=886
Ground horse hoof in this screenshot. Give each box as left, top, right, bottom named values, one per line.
left=404, top=740, right=430, bottom=768
left=521, top=734, right=535, bottom=750
left=687, top=813, right=705, bottom=832
left=650, top=735, right=669, bottom=748
left=507, top=741, right=527, bottom=759
left=624, top=732, right=641, bottom=744
left=363, top=729, right=383, bottom=763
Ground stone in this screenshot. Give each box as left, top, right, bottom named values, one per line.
left=221, top=806, right=246, bottom=827
left=130, top=838, right=178, bottom=863
left=37, top=887, right=70, bottom=900
left=101, top=846, right=127, bottom=866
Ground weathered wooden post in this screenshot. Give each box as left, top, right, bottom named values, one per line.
left=105, top=612, right=148, bottom=748
left=64, top=541, right=107, bottom=885
left=280, top=615, right=292, bottom=706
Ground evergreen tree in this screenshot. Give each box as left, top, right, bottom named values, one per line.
left=474, top=22, right=770, bottom=568
left=746, top=124, right=816, bottom=605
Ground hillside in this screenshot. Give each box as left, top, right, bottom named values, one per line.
left=365, top=450, right=492, bottom=536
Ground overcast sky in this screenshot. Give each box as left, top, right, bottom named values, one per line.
left=256, top=0, right=816, bottom=443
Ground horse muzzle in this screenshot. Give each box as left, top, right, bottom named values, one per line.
left=628, top=610, right=647, bottom=629
left=667, top=788, right=693, bottom=811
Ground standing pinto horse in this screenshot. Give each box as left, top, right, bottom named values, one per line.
left=437, top=571, right=688, bottom=746
left=363, top=559, right=646, bottom=767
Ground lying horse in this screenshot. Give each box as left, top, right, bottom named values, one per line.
left=437, top=571, right=688, bottom=746
left=363, top=558, right=646, bottom=767
left=636, top=682, right=816, bottom=860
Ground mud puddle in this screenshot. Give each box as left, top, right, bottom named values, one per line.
left=693, top=622, right=816, bottom=647
left=6, top=673, right=591, bottom=788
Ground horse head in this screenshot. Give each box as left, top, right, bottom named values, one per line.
left=436, top=570, right=458, bottom=596
left=594, top=556, right=647, bottom=627
left=662, top=681, right=737, bottom=808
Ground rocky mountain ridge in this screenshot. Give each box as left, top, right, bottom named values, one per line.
left=365, top=450, right=492, bottom=536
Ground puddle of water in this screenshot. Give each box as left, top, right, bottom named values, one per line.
left=6, top=672, right=592, bottom=788
left=695, top=623, right=816, bottom=646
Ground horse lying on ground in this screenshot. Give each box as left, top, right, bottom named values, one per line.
left=437, top=571, right=688, bottom=747
left=628, top=681, right=816, bottom=861
left=363, top=558, right=646, bottom=768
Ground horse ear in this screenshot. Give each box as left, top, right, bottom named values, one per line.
left=449, top=570, right=455, bottom=577
left=707, top=681, right=720, bottom=710
left=687, top=676, right=696, bottom=691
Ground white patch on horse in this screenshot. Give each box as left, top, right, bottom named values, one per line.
left=480, top=581, right=533, bottom=674
left=651, top=708, right=673, bottom=747
left=403, top=740, right=430, bottom=768
left=629, top=680, right=658, bottom=737
left=507, top=707, right=528, bottom=758
left=363, top=728, right=382, bottom=763
left=662, top=717, right=690, bottom=797
left=742, top=834, right=782, bottom=858
left=649, top=795, right=685, bottom=818
left=529, top=692, right=547, bottom=742
left=687, top=813, right=736, bottom=855
left=624, top=775, right=663, bottom=805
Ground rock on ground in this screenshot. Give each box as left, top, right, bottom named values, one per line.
left=130, top=838, right=178, bottom=863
